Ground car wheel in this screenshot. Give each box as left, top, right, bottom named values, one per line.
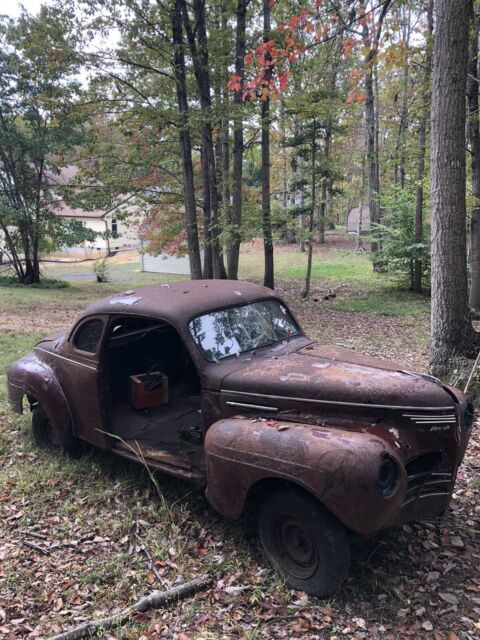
left=258, top=490, right=350, bottom=597
left=31, top=405, right=82, bottom=457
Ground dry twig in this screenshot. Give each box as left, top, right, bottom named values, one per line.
left=49, top=575, right=211, bottom=640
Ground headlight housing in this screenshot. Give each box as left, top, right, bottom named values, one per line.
left=377, top=455, right=400, bottom=497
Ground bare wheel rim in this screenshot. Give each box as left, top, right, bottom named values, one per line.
left=271, top=513, right=319, bottom=579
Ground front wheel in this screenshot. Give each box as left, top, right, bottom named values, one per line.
left=258, top=490, right=350, bottom=597
left=31, top=405, right=83, bottom=457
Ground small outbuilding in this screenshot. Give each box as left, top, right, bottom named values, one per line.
left=347, top=205, right=371, bottom=234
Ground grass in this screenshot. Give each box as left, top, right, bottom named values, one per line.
left=329, top=290, right=430, bottom=316
left=239, top=247, right=381, bottom=283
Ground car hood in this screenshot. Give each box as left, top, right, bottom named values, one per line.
left=220, top=343, right=455, bottom=409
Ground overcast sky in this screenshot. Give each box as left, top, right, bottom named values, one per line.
left=2, top=0, right=50, bottom=18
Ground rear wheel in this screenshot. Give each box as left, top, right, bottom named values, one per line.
left=258, top=490, right=350, bottom=596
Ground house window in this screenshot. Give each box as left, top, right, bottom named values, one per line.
left=111, top=219, right=118, bottom=236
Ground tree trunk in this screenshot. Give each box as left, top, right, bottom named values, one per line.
left=468, top=5, right=480, bottom=311
left=228, top=0, right=247, bottom=279
left=171, top=0, right=202, bottom=280
left=360, top=0, right=391, bottom=255
left=413, top=0, right=433, bottom=294
left=261, top=0, right=274, bottom=289
left=181, top=0, right=223, bottom=278
left=430, top=0, right=478, bottom=376
left=303, top=120, right=317, bottom=299
left=318, top=128, right=329, bottom=245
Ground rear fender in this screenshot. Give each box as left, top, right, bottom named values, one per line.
left=204, top=417, right=407, bottom=535
left=7, top=353, right=74, bottom=446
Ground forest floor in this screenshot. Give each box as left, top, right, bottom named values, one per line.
left=0, top=238, right=479, bottom=639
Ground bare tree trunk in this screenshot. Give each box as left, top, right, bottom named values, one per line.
left=468, top=5, right=480, bottom=311
left=181, top=0, right=223, bottom=278
left=261, top=0, right=274, bottom=289
left=318, top=129, right=329, bottom=245
left=318, top=64, right=338, bottom=244
left=292, top=114, right=305, bottom=252
left=303, top=120, right=317, bottom=299
left=356, top=140, right=366, bottom=250
left=360, top=0, right=391, bottom=255
left=413, top=0, right=433, bottom=294
left=171, top=0, right=202, bottom=279
left=430, top=0, right=478, bottom=376
left=228, top=0, right=247, bottom=279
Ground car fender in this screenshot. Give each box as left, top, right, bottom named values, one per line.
left=204, top=417, right=407, bottom=535
left=7, top=353, right=74, bottom=446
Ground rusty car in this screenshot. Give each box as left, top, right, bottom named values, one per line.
left=6, top=280, right=474, bottom=596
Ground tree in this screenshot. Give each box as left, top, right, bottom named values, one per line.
left=429, top=0, right=479, bottom=376
left=228, top=0, right=248, bottom=280
left=0, top=8, right=89, bottom=284
left=413, top=0, right=433, bottom=294
left=468, top=1, right=480, bottom=310
left=261, top=0, right=274, bottom=289
left=359, top=0, right=392, bottom=256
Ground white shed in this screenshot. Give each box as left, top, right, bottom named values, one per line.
left=347, top=205, right=371, bottom=234
left=139, top=240, right=202, bottom=275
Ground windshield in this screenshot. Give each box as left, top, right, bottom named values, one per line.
left=188, top=300, right=300, bottom=362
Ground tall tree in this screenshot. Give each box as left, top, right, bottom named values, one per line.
left=0, top=8, right=87, bottom=283
left=413, top=0, right=433, bottom=294
left=171, top=0, right=202, bottom=279
left=181, top=0, right=224, bottom=279
left=360, top=0, right=392, bottom=255
left=468, top=2, right=480, bottom=310
left=261, top=0, right=274, bottom=289
left=430, top=0, right=479, bottom=376
left=228, top=0, right=248, bottom=280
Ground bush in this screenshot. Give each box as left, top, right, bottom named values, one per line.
left=370, top=186, right=430, bottom=290
left=0, top=276, right=70, bottom=289
left=93, top=257, right=110, bottom=283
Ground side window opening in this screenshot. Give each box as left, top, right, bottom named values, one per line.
left=73, top=319, right=104, bottom=353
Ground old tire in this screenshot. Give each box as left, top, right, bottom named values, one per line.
left=31, top=405, right=82, bottom=457
left=258, top=490, right=350, bottom=597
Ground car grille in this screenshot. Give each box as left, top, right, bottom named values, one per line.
left=402, top=412, right=457, bottom=426
left=402, top=452, right=453, bottom=507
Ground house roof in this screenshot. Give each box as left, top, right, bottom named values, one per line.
left=46, top=165, right=108, bottom=220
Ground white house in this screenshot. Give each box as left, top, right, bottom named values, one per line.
left=49, top=166, right=141, bottom=257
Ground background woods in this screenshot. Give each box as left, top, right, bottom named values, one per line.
left=1, top=0, right=480, bottom=378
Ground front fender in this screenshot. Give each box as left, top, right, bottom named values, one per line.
left=7, top=353, right=74, bottom=446
left=204, top=417, right=407, bottom=535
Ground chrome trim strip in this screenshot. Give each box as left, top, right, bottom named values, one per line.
left=226, top=401, right=278, bottom=412
left=221, top=389, right=455, bottom=412
left=402, top=413, right=456, bottom=420
left=34, top=347, right=97, bottom=371
left=402, top=492, right=450, bottom=507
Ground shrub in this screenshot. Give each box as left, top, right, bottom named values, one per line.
left=370, top=186, right=430, bottom=291
left=93, top=257, right=110, bottom=283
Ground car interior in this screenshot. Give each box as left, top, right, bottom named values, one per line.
left=105, top=316, right=204, bottom=475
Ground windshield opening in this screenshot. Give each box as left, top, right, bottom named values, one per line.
left=188, top=299, right=300, bottom=362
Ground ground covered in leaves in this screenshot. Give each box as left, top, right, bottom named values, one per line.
left=0, top=243, right=479, bottom=639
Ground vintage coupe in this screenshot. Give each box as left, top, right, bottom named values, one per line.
left=7, top=280, right=474, bottom=595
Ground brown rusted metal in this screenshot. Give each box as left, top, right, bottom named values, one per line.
left=6, top=279, right=473, bottom=539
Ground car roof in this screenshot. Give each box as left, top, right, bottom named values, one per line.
left=78, top=279, right=279, bottom=327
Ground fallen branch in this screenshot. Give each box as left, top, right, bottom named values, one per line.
left=49, top=575, right=210, bottom=640
left=22, top=540, right=50, bottom=556
left=134, top=533, right=164, bottom=584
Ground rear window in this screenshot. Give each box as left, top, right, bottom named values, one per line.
left=189, top=300, right=299, bottom=361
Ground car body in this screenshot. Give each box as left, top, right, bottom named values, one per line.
left=6, top=280, right=474, bottom=595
